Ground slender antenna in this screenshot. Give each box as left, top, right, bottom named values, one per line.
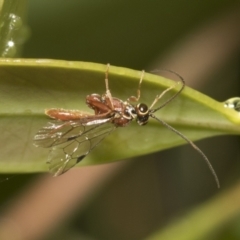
left=151, top=70, right=185, bottom=113
left=149, top=84, right=176, bottom=110
left=150, top=113, right=220, bottom=188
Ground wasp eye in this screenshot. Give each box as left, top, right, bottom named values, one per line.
left=138, top=103, right=148, bottom=114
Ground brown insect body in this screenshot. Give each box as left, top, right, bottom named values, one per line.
left=45, top=108, right=92, bottom=121
left=86, top=92, right=151, bottom=127
left=47, top=93, right=142, bottom=128
left=34, top=64, right=220, bottom=188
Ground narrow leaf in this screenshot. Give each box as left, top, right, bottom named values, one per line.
left=0, top=59, right=239, bottom=173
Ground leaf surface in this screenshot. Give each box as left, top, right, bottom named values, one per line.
left=0, top=59, right=239, bottom=173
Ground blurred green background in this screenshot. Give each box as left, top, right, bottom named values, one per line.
left=1, top=0, right=240, bottom=240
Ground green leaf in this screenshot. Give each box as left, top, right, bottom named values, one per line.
left=0, top=59, right=239, bottom=173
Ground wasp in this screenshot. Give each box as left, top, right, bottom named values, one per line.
left=33, top=64, right=219, bottom=187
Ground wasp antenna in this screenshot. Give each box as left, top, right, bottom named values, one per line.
left=150, top=113, right=220, bottom=188
left=151, top=70, right=185, bottom=113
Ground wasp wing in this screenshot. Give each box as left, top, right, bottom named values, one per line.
left=34, top=119, right=116, bottom=176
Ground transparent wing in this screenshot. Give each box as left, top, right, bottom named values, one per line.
left=34, top=119, right=116, bottom=176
